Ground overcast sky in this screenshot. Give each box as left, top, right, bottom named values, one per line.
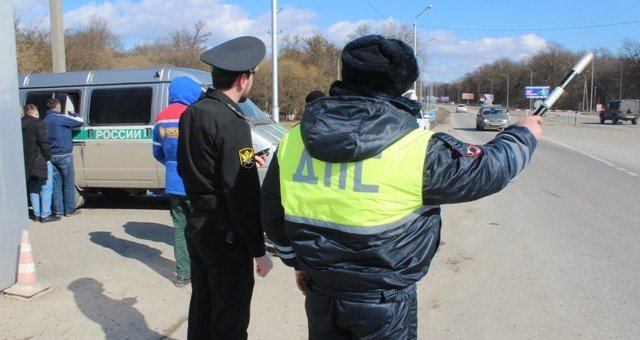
left=13, top=0, right=640, bottom=82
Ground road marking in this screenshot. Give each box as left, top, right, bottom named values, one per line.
left=543, top=137, right=640, bottom=178
left=543, top=137, right=616, bottom=167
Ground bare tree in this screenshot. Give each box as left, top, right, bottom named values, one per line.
left=347, top=23, right=372, bottom=41
left=621, top=39, right=640, bottom=73
left=65, top=16, right=121, bottom=71
left=280, top=34, right=306, bottom=62
left=253, top=33, right=335, bottom=119
left=378, top=22, right=414, bottom=47
left=14, top=15, right=52, bottom=74
left=302, top=33, right=341, bottom=79
left=122, top=21, right=211, bottom=70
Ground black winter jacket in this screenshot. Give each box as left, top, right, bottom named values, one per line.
left=21, top=115, right=51, bottom=182
left=262, top=81, right=537, bottom=296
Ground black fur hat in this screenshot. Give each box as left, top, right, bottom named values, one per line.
left=341, top=35, right=418, bottom=96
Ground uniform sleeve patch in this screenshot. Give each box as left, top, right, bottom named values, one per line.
left=432, top=132, right=483, bottom=158
left=466, top=144, right=483, bottom=157
left=239, top=147, right=255, bottom=168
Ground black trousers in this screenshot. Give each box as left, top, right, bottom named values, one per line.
left=186, top=234, right=254, bottom=340
left=305, top=284, right=418, bottom=340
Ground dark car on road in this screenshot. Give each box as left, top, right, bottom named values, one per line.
left=600, top=99, right=639, bottom=125
left=476, top=105, right=509, bottom=131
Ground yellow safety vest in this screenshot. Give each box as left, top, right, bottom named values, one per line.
left=278, top=125, right=434, bottom=233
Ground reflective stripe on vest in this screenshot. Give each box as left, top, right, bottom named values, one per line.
left=278, top=125, right=434, bottom=234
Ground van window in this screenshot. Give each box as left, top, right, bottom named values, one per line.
left=608, top=101, right=620, bottom=110
left=25, top=92, right=81, bottom=120
left=89, top=87, right=152, bottom=125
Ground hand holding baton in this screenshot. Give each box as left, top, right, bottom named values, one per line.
left=533, top=52, right=594, bottom=116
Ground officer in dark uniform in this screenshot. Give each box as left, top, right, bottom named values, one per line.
left=177, top=36, right=273, bottom=340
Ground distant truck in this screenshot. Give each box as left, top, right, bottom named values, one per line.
left=600, top=99, right=639, bottom=125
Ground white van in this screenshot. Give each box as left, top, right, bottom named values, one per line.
left=18, top=67, right=286, bottom=206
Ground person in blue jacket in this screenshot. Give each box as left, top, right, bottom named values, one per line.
left=153, top=76, right=202, bottom=287
left=44, top=98, right=84, bottom=217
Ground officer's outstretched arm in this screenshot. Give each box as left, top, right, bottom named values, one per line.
left=423, top=125, right=537, bottom=205
left=261, top=152, right=299, bottom=268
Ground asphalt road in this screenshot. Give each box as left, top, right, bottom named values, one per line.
left=2, top=108, right=638, bottom=339
left=420, top=106, right=640, bottom=338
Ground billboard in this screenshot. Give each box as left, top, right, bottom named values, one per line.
left=525, top=86, right=550, bottom=99
left=480, top=94, right=494, bottom=104
left=461, top=93, right=474, bottom=100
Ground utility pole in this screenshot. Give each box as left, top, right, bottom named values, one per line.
left=270, top=0, right=279, bottom=123
left=589, top=55, right=595, bottom=111
left=582, top=75, right=588, bottom=112
left=413, top=4, right=432, bottom=98
left=523, top=67, right=533, bottom=112
left=619, top=60, right=623, bottom=99
left=501, top=74, right=510, bottom=109
left=49, top=0, right=66, bottom=72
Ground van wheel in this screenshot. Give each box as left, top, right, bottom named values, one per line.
left=101, top=188, right=131, bottom=199
left=613, top=116, right=618, bottom=124
left=633, top=119, right=637, bottom=125
left=75, top=187, right=86, bottom=209
left=600, top=117, right=605, bottom=124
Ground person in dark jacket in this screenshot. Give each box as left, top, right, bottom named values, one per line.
left=153, top=76, right=202, bottom=287
left=261, top=35, right=543, bottom=339
left=44, top=98, right=84, bottom=217
left=177, top=36, right=273, bottom=339
left=21, top=104, right=58, bottom=223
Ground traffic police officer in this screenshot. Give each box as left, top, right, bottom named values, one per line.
left=177, top=36, right=273, bottom=340
left=261, top=35, right=543, bottom=339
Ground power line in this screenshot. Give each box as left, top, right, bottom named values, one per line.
left=418, top=19, right=640, bottom=32
left=364, top=0, right=386, bottom=20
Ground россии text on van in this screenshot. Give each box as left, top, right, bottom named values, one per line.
left=19, top=67, right=286, bottom=207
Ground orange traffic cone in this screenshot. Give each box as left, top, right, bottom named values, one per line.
left=3, top=230, right=50, bottom=299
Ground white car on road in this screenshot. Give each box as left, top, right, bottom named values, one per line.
left=455, top=104, right=467, bottom=113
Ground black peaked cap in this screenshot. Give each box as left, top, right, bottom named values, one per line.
left=200, top=36, right=266, bottom=72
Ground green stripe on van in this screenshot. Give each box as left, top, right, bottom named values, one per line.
left=72, top=128, right=152, bottom=141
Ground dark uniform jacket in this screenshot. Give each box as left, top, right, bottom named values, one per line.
left=262, top=81, right=537, bottom=295
left=177, top=89, right=266, bottom=262
left=21, top=115, right=51, bottom=182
